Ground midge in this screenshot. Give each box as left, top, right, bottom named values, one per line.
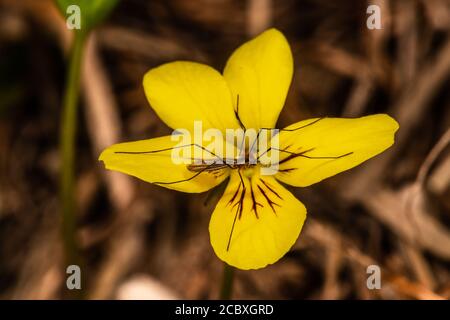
left=114, top=109, right=353, bottom=185
left=114, top=124, right=281, bottom=181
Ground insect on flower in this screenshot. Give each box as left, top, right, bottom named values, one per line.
left=99, top=29, right=399, bottom=270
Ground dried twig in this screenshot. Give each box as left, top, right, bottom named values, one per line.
left=246, top=0, right=272, bottom=37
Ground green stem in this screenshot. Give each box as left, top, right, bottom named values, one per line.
left=220, top=263, right=234, bottom=299
left=60, top=31, right=86, bottom=275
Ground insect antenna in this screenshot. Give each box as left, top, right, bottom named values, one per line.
left=248, top=128, right=262, bottom=159
left=234, top=94, right=247, bottom=131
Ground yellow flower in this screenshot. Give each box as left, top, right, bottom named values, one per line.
left=99, top=29, right=399, bottom=270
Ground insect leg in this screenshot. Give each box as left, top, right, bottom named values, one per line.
left=258, top=118, right=324, bottom=133
left=272, top=147, right=353, bottom=165
left=153, top=162, right=217, bottom=185
left=115, top=143, right=230, bottom=165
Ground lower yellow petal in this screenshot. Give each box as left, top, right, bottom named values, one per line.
left=274, top=114, right=399, bottom=187
left=99, top=135, right=229, bottom=193
left=209, top=169, right=306, bottom=270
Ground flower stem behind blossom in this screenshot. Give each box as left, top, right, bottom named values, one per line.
left=60, top=31, right=86, bottom=288
left=220, top=263, right=235, bottom=299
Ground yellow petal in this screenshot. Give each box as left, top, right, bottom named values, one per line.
left=274, top=114, right=399, bottom=187
left=143, top=61, right=240, bottom=132
left=223, top=28, right=293, bottom=129
left=209, top=170, right=306, bottom=270
left=99, top=135, right=229, bottom=193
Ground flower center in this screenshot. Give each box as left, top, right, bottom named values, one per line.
left=242, top=166, right=256, bottom=178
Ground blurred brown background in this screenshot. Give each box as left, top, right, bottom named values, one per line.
left=0, top=0, right=449, bottom=299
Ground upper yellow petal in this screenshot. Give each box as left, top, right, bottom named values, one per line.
left=99, top=135, right=229, bottom=193
left=209, top=170, right=306, bottom=270
left=223, top=28, right=293, bottom=129
left=274, top=114, right=399, bottom=187
left=143, top=61, right=240, bottom=132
